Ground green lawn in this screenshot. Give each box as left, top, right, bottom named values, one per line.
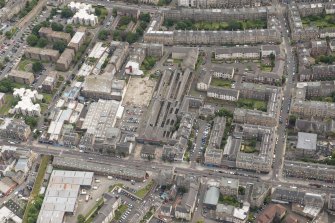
left=109, top=183, right=123, bottom=192
left=210, top=78, right=232, bottom=88
left=0, top=94, right=16, bottom=115
left=260, top=64, right=273, bottom=72
left=42, top=93, right=52, bottom=104
left=241, top=145, right=258, bottom=153
left=135, top=180, right=154, bottom=199
left=114, top=204, right=128, bottom=221
left=84, top=198, right=104, bottom=223
left=302, top=14, right=335, bottom=28
left=219, top=194, right=240, bottom=207
left=237, top=98, right=267, bottom=112
left=183, top=19, right=266, bottom=31
left=17, top=58, right=36, bottom=72
left=22, top=155, right=50, bottom=223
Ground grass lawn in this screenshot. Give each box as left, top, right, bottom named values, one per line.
left=0, top=94, right=16, bottom=115
left=135, top=180, right=154, bottom=199
left=42, top=93, right=52, bottom=104
left=210, top=78, right=232, bottom=88
left=17, top=58, right=35, bottom=72
left=114, top=204, right=128, bottom=221
left=241, top=145, right=258, bottom=153
left=84, top=198, right=104, bottom=223
left=237, top=98, right=267, bottom=112
left=302, top=14, right=335, bottom=28
left=109, top=183, right=124, bottom=192
left=219, top=194, right=240, bottom=207
left=22, top=155, right=50, bottom=223
left=260, top=64, right=273, bottom=72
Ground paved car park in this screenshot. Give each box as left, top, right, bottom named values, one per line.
left=120, top=106, right=144, bottom=133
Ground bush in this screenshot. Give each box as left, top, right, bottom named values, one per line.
left=37, top=37, right=48, bottom=48
left=98, top=29, right=109, bottom=40
left=27, top=34, right=38, bottom=46
left=61, top=7, right=74, bottom=18
left=53, top=40, right=67, bottom=53
left=51, top=22, right=63, bottom=32
left=32, top=61, right=43, bottom=74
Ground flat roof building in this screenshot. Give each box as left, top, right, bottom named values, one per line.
left=37, top=170, right=94, bottom=223
left=56, top=48, right=75, bottom=71
left=38, top=27, right=71, bottom=43
left=8, top=70, right=34, bottom=85
left=24, top=47, right=60, bottom=62
left=68, top=31, right=86, bottom=52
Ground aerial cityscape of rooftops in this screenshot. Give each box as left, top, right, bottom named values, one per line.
left=0, top=0, right=335, bottom=222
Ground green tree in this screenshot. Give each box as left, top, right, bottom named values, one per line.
left=98, top=29, right=109, bottom=40
left=0, top=79, right=14, bottom=93
left=95, top=7, right=102, bottom=16
left=65, top=24, right=74, bottom=35
left=24, top=116, right=38, bottom=128
left=37, top=37, right=48, bottom=48
left=164, top=19, right=174, bottom=27
left=126, top=32, right=139, bottom=44
left=32, top=61, right=43, bottom=74
left=32, top=24, right=42, bottom=36
left=27, top=34, right=38, bottom=46
left=61, top=7, right=74, bottom=18
left=77, top=214, right=85, bottom=223
left=5, top=31, right=11, bottom=39
left=139, top=13, right=150, bottom=23
left=40, top=20, right=50, bottom=27
left=289, top=115, right=297, bottom=126
left=238, top=186, right=245, bottom=195
left=112, top=8, right=117, bottom=17
left=0, top=0, right=5, bottom=8
left=53, top=40, right=67, bottom=53
left=51, top=22, right=63, bottom=31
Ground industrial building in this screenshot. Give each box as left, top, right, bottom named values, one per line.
left=37, top=170, right=94, bottom=223
left=79, top=99, right=123, bottom=153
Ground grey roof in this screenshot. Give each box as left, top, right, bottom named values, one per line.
left=297, top=132, right=317, bottom=150
left=203, top=186, right=220, bottom=206
left=93, top=195, right=120, bottom=223
left=37, top=170, right=94, bottom=223
left=220, top=178, right=239, bottom=189
left=215, top=46, right=260, bottom=55
left=208, top=86, right=239, bottom=98
left=198, top=69, right=211, bottom=85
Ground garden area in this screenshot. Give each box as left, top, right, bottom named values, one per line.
left=106, top=12, right=151, bottom=44
left=302, top=14, right=335, bottom=28
left=210, top=78, right=233, bottom=88
left=23, top=155, right=51, bottom=223
left=241, top=139, right=259, bottom=154
left=219, top=194, right=240, bottom=207
left=0, top=79, right=28, bottom=115
left=141, top=56, right=157, bottom=74
left=164, top=19, right=267, bottom=31
left=135, top=180, right=154, bottom=199
left=114, top=204, right=128, bottom=221
left=237, top=98, right=267, bottom=112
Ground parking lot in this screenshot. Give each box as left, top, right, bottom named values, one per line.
left=120, top=106, right=145, bottom=134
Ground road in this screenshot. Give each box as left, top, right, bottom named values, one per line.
left=270, top=3, right=296, bottom=182
left=10, top=141, right=335, bottom=195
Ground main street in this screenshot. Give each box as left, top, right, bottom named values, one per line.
left=11, top=141, right=335, bottom=195
left=270, top=3, right=296, bottom=182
